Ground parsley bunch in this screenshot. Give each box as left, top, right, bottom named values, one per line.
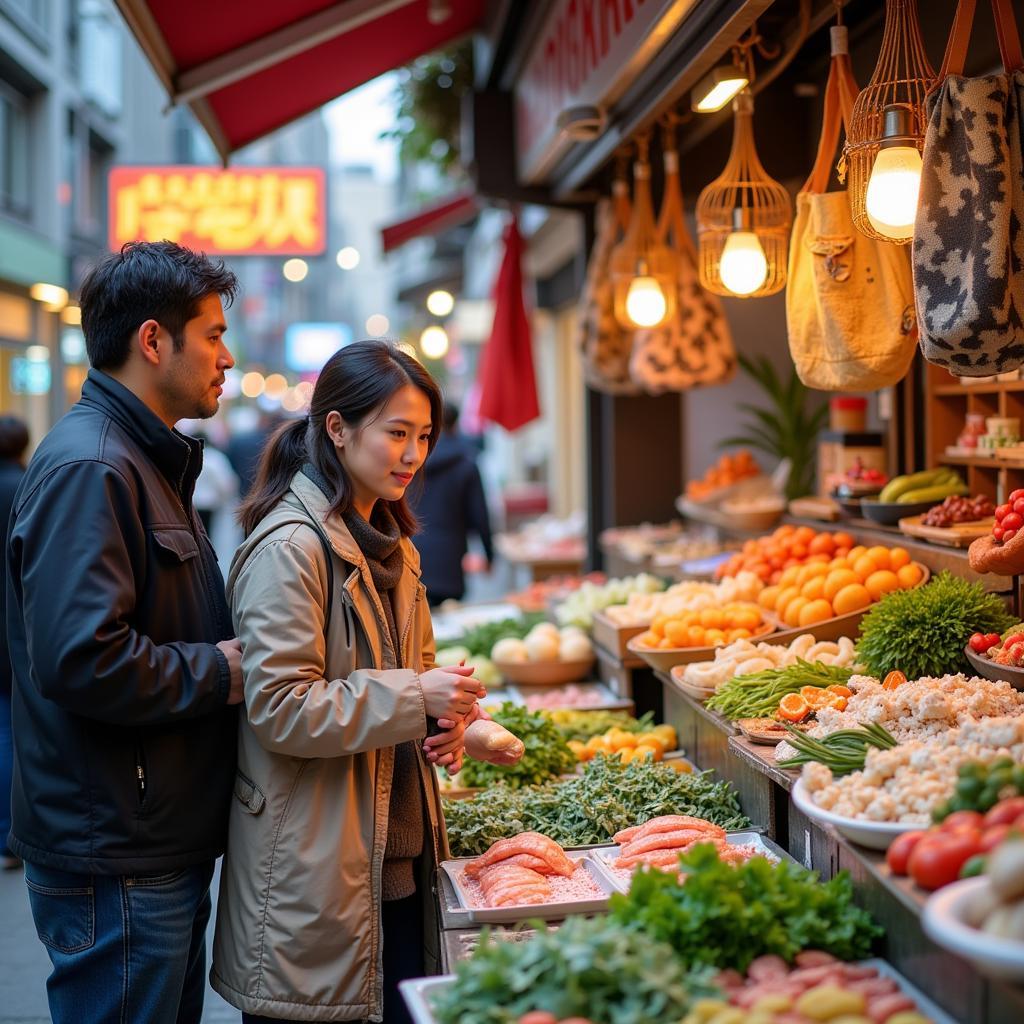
left=609, top=843, right=881, bottom=972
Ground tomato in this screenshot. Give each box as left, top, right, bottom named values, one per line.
left=1005, top=529, right=1018, bottom=543
left=1004, top=512, right=1024, bottom=532
left=980, top=824, right=1012, bottom=852
left=886, top=830, right=927, bottom=875
left=908, top=832, right=984, bottom=890
left=983, top=797, right=1024, bottom=827
left=969, top=632, right=988, bottom=653
left=1014, top=498, right=1024, bottom=515
left=1004, top=634, right=1024, bottom=649
left=986, top=633, right=1002, bottom=648
left=1010, top=489, right=1024, bottom=503
left=994, top=526, right=1005, bottom=541
left=997, top=503, right=1012, bottom=521
left=940, top=810, right=985, bottom=832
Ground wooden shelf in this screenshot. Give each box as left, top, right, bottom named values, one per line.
left=933, top=382, right=1024, bottom=396
left=940, top=454, right=1024, bottom=470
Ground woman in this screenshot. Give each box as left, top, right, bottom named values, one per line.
left=211, top=341, right=517, bottom=1023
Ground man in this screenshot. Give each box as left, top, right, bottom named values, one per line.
left=411, top=402, right=494, bottom=606
left=6, top=241, right=244, bottom=1024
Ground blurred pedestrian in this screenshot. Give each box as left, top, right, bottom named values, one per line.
left=211, top=341, right=518, bottom=1024
left=6, top=241, right=244, bottom=1024
left=192, top=430, right=241, bottom=563
left=0, top=415, right=28, bottom=871
left=411, top=402, right=494, bottom=606
left=227, top=411, right=280, bottom=498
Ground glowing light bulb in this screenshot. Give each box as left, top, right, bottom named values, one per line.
left=420, top=326, right=449, bottom=359
left=426, top=290, right=455, bottom=316
left=865, top=145, right=922, bottom=240
left=624, top=276, right=667, bottom=327
left=719, top=231, right=768, bottom=296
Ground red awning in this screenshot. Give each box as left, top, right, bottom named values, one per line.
left=114, top=0, right=484, bottom=161
left=380, top=190, right=478, bottom=253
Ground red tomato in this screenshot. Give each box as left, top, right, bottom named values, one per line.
left=981, top=824, right=1012, bottom=853
left=986, top=633, right=1002, bottom=647
left=994, top=526, right=1005, bottom=541
left=1014, top=498, right=1024, bottom=515
left=941, top=810, right=985, bottom=832
left=983, top=797, right=1024, bottom=827
left=1010, top=489, right=1024, bottom=503
left=1004, top=512, right=1024, bottom=532
left=969, top=633, right=989, bottom=653
left=997, top=503, right=1012, bottom=521
left=1005, top=634, right=1024, bottom=649
left=908, top=832, right=984, bottom=890
left=1005, top=529, right=1019, bottom=543
left=885, top=830, right=927, bottom=875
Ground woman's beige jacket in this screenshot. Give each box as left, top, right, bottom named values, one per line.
left=210, top=470, right=448, bottom=1021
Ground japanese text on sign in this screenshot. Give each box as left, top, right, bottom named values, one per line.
left=108, top=167, right=326, bottom=255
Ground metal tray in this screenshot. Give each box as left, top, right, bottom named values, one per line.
left=439, top=851, right=616, bottom=924
left=589, top=830, right=795, bottom=893
left=401, top=958, right=957, bottom=1024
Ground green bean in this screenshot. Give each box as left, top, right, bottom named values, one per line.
left=777, top=722, right=898, bottom=776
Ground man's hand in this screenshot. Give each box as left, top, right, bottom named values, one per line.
left=217, top=638, right=244, bottom=705
left=422, top=718, right=466, bottom=767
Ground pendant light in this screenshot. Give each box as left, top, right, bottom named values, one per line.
left=696, top=90, right=791, bottom=298
left=844, top=0, right=934, bottom=244
left=610, top=134, right=677, bottom=330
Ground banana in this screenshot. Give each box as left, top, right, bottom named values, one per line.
left=878, top=467, right=959, bottom=503
left=898, top=480, right=969, bottom=503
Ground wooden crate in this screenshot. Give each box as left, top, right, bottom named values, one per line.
left=591, top=609, right=645, bottom=659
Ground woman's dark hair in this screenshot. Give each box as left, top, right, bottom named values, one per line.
left=238, top=340, right=443, bottom=536
left=0, top=415, right=29, bottom=461
left=79, top=241, right=238, bottom=370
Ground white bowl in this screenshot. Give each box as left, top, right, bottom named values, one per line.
left=923, top=877, right=1024, bottom=982
left=791, top=777, right=924, bottom=851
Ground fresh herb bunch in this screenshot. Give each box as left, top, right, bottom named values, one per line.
left=609, top=843, right=881, bottom=971
left=705, top=660, right=854, bottom=720
left=430, top=916, right=718, bottom=1024
left=856, top=571, right=1016, bottom=680
left=777, top=723, right=897, bottom=775
left=544, top=709, right=655, bottom=742
left=458, top=703, right=575, bottom=790
left=454, top=614, right=548, bottom=658
left=444, top=755, right=750, bottom=857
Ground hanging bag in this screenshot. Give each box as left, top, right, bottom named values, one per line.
left=578, top=171, right=642, bottom=394
left=914, top=0, right=1024, bottom=376
left=787, top=26, right=918, bottom=391
left=630, top=136, right=736, bottom=393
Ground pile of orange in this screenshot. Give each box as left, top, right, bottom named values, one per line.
left=715, top=525, right=859, bottom=585
left=777, top=684, right=852, bottom=723
left=635, top=602, right=768, bottom=650
left=757, top=543, right=924, bottom=628
left=686, top=450, right=759, bottom=500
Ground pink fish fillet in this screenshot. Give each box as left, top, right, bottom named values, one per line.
left=465, top=832, right=575, bottom=877
left=615, top=848, right=691, bottom=870
left=613, top=815, right=724, bottom=846
left=617, top=828, right=717, bottom=861
left=476, top=863, right=552, bottom=907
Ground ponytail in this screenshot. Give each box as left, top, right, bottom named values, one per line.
left=237, top=418, right=309, bottom=535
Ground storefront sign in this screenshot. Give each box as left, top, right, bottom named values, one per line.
left=515, top=0, right=695, bottom=182
left=108, top=167, right=326, bottom=255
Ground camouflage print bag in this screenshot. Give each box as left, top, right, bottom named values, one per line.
left=913, top=0, right=1024, bottom=376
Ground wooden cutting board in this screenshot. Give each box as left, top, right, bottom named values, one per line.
left=788, top=496, right=841, bottom=522
left=898, top=515, right=994, bottom=548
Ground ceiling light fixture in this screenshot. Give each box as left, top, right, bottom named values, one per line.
left=692, top=65, right=750, bottom=113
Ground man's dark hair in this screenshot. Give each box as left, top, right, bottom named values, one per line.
left=443, top=402, right=460, bottom=432
left=79, top=241, right=239, bottom=371
left=0, top=415, right=29, bottom=460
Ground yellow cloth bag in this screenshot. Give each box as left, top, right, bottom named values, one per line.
left=786, top=33, right=917, bottom=392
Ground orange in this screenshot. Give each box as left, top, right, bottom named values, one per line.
left=658, top=637, right=676, bottom=649
left=829, top=557, right=851, bottom=572
left=833, top=582, right=873, bottom=616
left=824, top=569, right=861, bottom=602
left=726, top=628, right=752, bottom=642
left=827, top=684, right=853, bottom=698
left=779, top=566, right=801, bottom=588
left=867, top=546, right=892, bottom=571
left=889, top=546, right=912, bottom=571
left=865, top=569, right=900, bottom=601
left=883, top=669, right=907, bottom=690
left=829, top=695, right=849, bottom=711
left=794, top=525, right=817, bottom=545
left=800, top=685, right=831, bottom=709
left=586, top=735, right=611, bottom=753
left=665, top=620, right=689, bottom=646
left=705, top=628, right=727, bottom=647
left=833, top=547, right=852, bottom=561
left=637, top=735, right=668, bottom=757
left=776, top=586, right=801, bottom=620
left=848, top=545, right=868, bottom=564
left=809, top=533, right=836, bottom=556
left=699, top=607, right=726, bottom=630
left=651, top=614, right=671, bottom=638
left=801, top=576, right=826, bottom=602
left=632, top=744, right=661, bottom=762
left=686, top=625, right=707, bottom=647
left=637, top=630, right=660, bottom=648
left=897, top=563, right=924, bottom=589
left=804, top=562, right=830, bottom=579
left=783, top=596, right=809, bottom=628
left=833, top=531, right=856, bottom=549
left=759, top=585, right=782, bottom=611
left=790, top=542, right=809, bottom=560
left=853, top=554, right=879, bottom=581
left=731, top=607, right=763, bottom=632
left=799, top=598, right=835, bottom=626
left=778, top=693, right=810, bottom=722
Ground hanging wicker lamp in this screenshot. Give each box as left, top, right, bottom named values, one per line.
left=696, top=90, right=791, bottom=298
left=610, top=134, right=678, bottom=330
left=844, top=0, right=935, bottom=244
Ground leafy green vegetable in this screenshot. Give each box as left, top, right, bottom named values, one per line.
left=544, top=709, right=655, bottom=742
left=705, top=660, right=853, bottom=720
left=454, top=614, right=548, bottom=658
left=856, top=571, right=1016, bottom=680
left=609, top=843, right=881, bottom=971
left=430, top=916, right=718, bottom=1024
left=444, top=756, right=749, bottom=857
left=457, top=703, right=575, bottom=789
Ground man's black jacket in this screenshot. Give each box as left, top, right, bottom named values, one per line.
left=6, top=370, right=237, bottom=874
left=0, top=457, right=25, bottom=697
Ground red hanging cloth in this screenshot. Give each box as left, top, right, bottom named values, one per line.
left=477, top=215, right=541, bottom=432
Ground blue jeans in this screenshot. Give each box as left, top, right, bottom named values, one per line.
left=24, top=860, right=215, bottom=1024
left=0, top=690, right=11, bottom=850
